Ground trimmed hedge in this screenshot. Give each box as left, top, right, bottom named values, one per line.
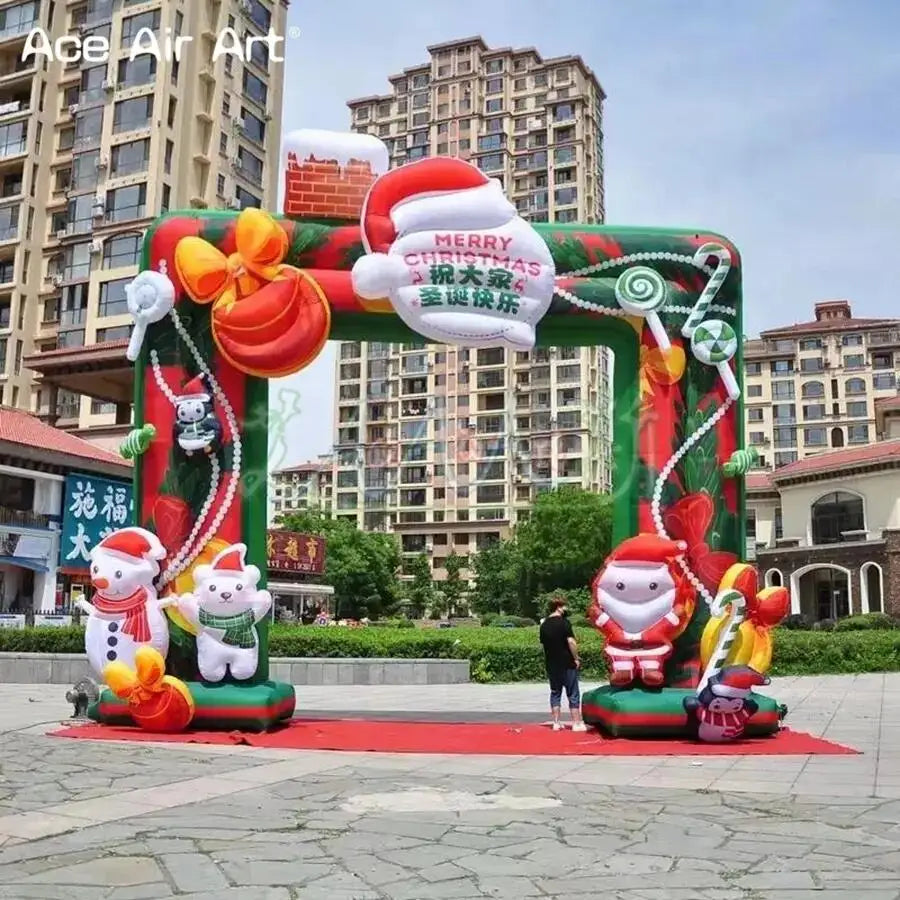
left=2, top=625, right=898, bottom=683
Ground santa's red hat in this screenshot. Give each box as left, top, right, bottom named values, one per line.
left=360, top=157, right=500, bottom=254
left=605, top=534, right=687, bottom=568
left=96, top=528, right=165, bottom=563
left=179, top=374, right=209, bottom=401
left=710, top=666, right=769, bottom=697
left=211, top=544, right=247, bottom=572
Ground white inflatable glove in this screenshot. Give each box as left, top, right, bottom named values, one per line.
left=125, top=270, right=176, bottom=361
left=351, top=253, right=409, bottom=300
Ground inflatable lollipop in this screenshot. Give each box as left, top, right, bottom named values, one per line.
left=614, top=266, right=671, bottom=350
left=691, top=319, right=740, bottom=400
left=125, top=270, right=176, bottom=361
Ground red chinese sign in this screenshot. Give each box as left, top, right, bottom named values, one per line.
left=266, top=530, right=325, bottom=575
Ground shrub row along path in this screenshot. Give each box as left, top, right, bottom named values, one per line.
left=0, top=674, right=898, bottom=899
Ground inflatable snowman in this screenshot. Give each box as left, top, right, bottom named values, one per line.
left=175, top=543, right=272, bottom=682
left=77, top=527, right=171, bottom=677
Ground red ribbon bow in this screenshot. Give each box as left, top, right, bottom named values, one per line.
left=663, top=493, right=737, bottom=595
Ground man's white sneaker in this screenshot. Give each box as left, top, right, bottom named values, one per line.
left=552, top=722, right=564, bottom=732
left=572, top=722, right=588, bottom=732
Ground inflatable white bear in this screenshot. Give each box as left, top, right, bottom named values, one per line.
left=176, top=543, right=272, bottom=682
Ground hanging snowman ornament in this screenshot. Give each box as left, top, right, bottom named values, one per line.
left=173, top=373, right=222, bottom=457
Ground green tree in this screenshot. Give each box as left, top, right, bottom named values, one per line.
left=516, top=487, right=613, bottom=596
left=404, top=552, right=435, bottom=619
left=469, top=539, right=523, bottom=617
left=278, top=510, right=400, bottom=620
left=441, top=552, right=467, bottom=618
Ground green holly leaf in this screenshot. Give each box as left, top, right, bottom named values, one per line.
left=287, top=222, right=332, bottom=267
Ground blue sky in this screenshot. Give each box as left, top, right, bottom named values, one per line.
left=267, top=0, right=899, bottom=469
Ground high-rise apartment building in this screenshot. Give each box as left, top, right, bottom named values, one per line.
left=1, top=0, right=285, bottom=447
left=744, top=300, right=900, bottom=469
left=337, top=37, right=610, bottom=579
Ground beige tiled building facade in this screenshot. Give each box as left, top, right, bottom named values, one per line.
left=270, top=458, right=333, bottom=521
left=338, top=37, right=611, bottom=578
left=0, top=0, right=286, bottom=444
left=744, top=300, right=900, bottom=470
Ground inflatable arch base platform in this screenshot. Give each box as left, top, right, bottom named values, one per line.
left=582, top=686, right=785, bottom=739
left=88, top=681, right=296, bottom=732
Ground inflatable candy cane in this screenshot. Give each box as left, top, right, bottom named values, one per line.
left=682, top=243, right=731, bottom=337
left=696, top=588, right=746, bottom=695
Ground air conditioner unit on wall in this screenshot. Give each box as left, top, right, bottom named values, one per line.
left=89, top=239, right=102, bottom=254
left=227, top=196, right=241, bottom=209
left=55, top=229, right=67, bottom=240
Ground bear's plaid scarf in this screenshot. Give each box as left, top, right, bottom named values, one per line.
left=198, top=609, right=256, bottom=648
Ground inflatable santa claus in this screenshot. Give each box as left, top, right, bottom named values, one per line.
left=76, top=527, right=172, bottom=677
left=351, top=157, right=556, bottom=349
left=589, top=534, right=696, bottom=687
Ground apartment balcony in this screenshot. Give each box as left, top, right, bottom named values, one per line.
left=22, top=339, right=133, bottom=406
left=0, top=219, right=18, bottom=245
left=869, top=330, right=900, bottom=348
left=0, top=50, right=36, bottom=89
left=0, top=505, right=51, bottom=530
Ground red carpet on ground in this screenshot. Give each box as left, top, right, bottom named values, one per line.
left=51, top=719, right=858, bottom=756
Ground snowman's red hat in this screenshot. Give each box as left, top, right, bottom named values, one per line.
left=211, top=544, right=246, bottom=573
left=96, top=528, right=165, bottom=563
left=605, top=534, right=687, bottom=568
left=179, top=373, right=210, bottom=401
left=359, top=157, right=513, bottom=254
left=710, top=666, right=769, bottom=698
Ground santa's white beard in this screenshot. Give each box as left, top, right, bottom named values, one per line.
left=597, top=587, right=676, bottom=635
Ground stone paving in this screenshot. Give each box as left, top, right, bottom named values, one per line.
left=0, top=675, right=898, bottom=898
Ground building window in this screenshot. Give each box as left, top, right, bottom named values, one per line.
left=111, top=138, right=150, bottom=176
left=242, top=70, right=268, bottom=107
left=770, top=359, right=793, bottom=375
left=873, top=373, right=896, bottom=390
left=96, top=325, right=131, bottom=343
left=844, top=353, right=865, bottom=369
left=848, top=423, right=869, bottom=444
left=102, top=234, right=141, bottom=270
left=774, top=507, right=783, bottom=539
left=846, top=400, right=867, bottom=418
left=799, top=338, right=821, bottom=350
left=811, top=491, right=864, bottom=544
left=845, top=377, right=866, bottom=395
left=237, top=147, right=264, bottom=186
left=746, top=361, right=761, bottom=375
left=241, top=108, right=266, bottom=144
left=773, top=426, right=796, bottom=448
left=774, top=451, right=797, bottom=467
left=803, top=403, right=826, bottom=420
left=486, top=78, right=503, bottom=94
left=235, top=186, right=261, bottom=209
left=122, top=9, right=161, bottom=43
left=801, top=380, right=824, bottom=399
left=799, top=357, right=823, bottom=372
left=106, top=183, right=147, bottom=222
left=772, top=381, right=794, bottom=399
left=772, top=403, right=796, bottom=423
left=804, top=427, right=827, bottom=446
left=117, top=55, right=157, bottom=88
left=485, top=98, right=503, bottom=113
left=842, top=334, right=863, bottom=346
left=113, top=96, right=153, bottom=133
left=748, top=408, right=764, bottom=422
left=746, top=508, right=756, bottom=538
left=98, top=277, right=131, bottom=316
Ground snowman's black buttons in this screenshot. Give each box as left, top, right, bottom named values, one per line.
left=107, top=636, right=117, bottom=647
left=108, top=622, right=118, bottom=633
left=106, top=650, right=117, bottom=661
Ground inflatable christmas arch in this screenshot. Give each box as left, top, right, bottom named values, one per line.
left=88, top=129, right=788, bottom=738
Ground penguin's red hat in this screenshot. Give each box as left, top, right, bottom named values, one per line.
left=710, top=666, right=769, bottom=697
left=179, top=374, right=210, bottom=401
left=604, top=534, right=687, bottom=568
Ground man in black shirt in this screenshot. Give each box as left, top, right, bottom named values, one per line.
left=539, top=597, right=587, bottom=732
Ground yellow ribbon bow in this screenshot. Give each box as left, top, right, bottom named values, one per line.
left=640, top=344, right=686, bottom=408
left=175, top=207, right=289, bottom=312
left=103, top=645, right=167, bottom=706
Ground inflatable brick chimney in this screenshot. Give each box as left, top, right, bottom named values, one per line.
left=282, top=129, right=389, bottom=222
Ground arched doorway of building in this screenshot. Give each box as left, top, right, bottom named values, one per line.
left=764, top=568, right=783, bottom=588
left=831, top=427, right=845, bottom=448
left=791, top=563, right=852, bottom=622
left=860, top=562, right=884, bottom=614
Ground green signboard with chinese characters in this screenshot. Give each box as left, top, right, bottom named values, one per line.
left=60, top=473, right=134, bottom=569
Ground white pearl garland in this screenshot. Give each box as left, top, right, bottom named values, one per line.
left=650, top=397, right=735, bottom=609
left=553, top=251, right=736, bottom=319
left=145, top=297, right=243, bottom=588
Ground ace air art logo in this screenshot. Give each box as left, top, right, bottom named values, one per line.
left=21, top=24, right=297, bottom=65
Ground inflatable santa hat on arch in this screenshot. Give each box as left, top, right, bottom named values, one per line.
left=351, top=157, right=557, bottom=349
